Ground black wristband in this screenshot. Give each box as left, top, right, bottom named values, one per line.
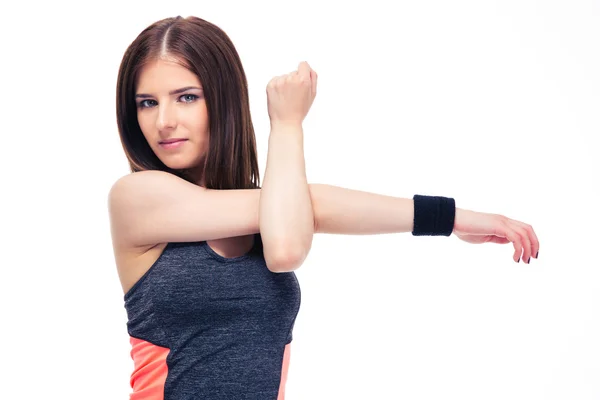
left=412, top=195, right=456, bottom=236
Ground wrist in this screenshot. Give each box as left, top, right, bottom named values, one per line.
left=269, top=120, right=303, bottom=133
left=411, top=195, right=456, bottom=237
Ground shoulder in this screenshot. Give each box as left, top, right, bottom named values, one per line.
left=107, top=171, right=171, bottom=231
left=108, top=171, right=183, bottom=206
left=109, top=170, right=172, bottom=194
left=107, top=172, right=173, bottom=255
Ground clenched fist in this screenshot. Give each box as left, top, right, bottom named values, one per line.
left=266, top=61, right=317, bottom=127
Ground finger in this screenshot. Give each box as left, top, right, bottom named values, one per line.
left=496, top=222, right=523, bottom=263
left=310, top=68, right=318, bottom=95
left=511, top=224, right=532, bottom=263
left=275, top=75, right=287, bottom=86
left=285, top=72, right=298, bottom=85
left=267, top=75, right=287, bottom=92
left=298, top=61, right=311, bottom=81
left=266, top=77, right=277, bottom=90
left=510, top=219, right=539, bottom=259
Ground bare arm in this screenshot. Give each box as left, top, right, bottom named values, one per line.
left=108, top=172, right=419, bottom=273
left=108, top=170, right=261, bottom=247
left=259, top=124, right=314, bottom=272
left=258, top=62, right=317, bottom=272
left=308, top=184, right=415, bottom=235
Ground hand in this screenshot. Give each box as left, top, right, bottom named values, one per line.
left=453, top=208, right=540, bottom=263
left=266, top=61, right=317, bottom=128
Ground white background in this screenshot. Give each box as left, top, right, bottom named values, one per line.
left=1, top=0, right=598, bottom=399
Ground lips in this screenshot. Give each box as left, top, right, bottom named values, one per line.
left=160, top=138, right=187, bottom=144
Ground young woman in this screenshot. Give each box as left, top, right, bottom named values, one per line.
left=108, top=15, right=539, bottom=400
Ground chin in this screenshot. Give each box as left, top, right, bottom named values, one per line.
left=162, top=154, right=205, bottom=172
left=164, top=160, right=195, bottom=171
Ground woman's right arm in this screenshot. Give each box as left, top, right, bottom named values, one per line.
left=108, top=169, right=262, bottom=250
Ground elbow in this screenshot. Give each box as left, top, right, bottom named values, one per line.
left=265, top=243, right=310, bottom=273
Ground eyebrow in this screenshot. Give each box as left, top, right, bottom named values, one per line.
left=135, top=86, right=203, bottom=99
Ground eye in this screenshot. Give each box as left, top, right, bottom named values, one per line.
left=138, top=99, right=157, bottom=109
left=179, top=94, right=199, bottom=103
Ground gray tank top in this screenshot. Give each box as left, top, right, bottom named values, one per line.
left=124, top=233, right=301, bottom=399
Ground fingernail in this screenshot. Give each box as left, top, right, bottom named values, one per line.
left=536, top=251, right=539, bottom=259
left=517, top=258, right=520, bottom=263
left=528, top=257, right=531, bottom=264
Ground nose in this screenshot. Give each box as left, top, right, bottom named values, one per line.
left=156, top=103, right=177, bottom=132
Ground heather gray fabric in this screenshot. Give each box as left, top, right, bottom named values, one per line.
left=124, top=233, right=301, bottom=399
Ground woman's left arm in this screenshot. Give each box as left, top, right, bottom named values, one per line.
left=259, top=62, right=317, bottom=272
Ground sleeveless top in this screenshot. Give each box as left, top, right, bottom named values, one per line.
left=123, top=233, right=301, bottom=399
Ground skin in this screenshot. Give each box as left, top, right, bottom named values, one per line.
left=260, top=61, right=317, bottom=271
left=135, top=57, right=209, bottom=183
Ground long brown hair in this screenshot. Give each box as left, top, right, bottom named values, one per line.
left=115, top=16, right=260, bottom=190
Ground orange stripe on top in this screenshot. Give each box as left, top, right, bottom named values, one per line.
left=129, top=338, right=290, bottom=399
left=129, top=337, right=169, bottom=400
left=278, top=343, right=291, bottom=400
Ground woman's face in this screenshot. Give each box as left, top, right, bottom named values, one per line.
left=135, top=58, right=209, bottom=174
